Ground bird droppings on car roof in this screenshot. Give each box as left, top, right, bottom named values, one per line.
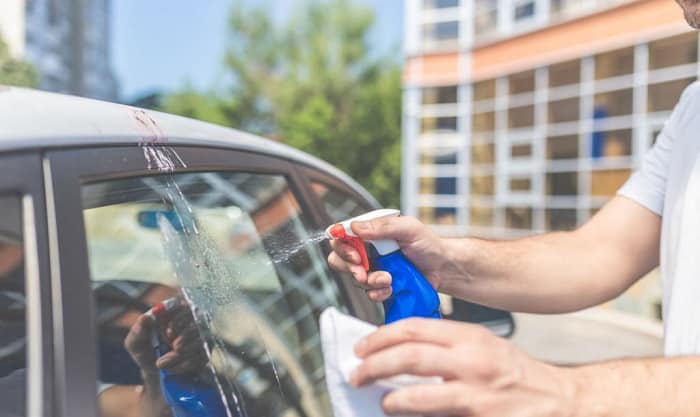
left=130, top=108, right=167, bottom=144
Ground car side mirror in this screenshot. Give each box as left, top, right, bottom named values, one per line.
left=442, top=298, right=515, bottom=338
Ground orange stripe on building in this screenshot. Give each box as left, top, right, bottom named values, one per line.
left=404, top=52, right=462, bottom=86
left=472, top=0, right=689, bottom=80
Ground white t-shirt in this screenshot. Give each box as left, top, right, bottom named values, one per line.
left=618, top=81, right=700, bottom=355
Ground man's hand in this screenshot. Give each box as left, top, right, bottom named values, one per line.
left=350, top=318, right=575, bottom=416
left=327, top=216, right=450, bottom=302
left=124, top=304, right=208, bottom=378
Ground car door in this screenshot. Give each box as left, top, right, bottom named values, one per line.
left=45, top=144, right=362, bottom=417
left=0, top=152, right=53, bottom=417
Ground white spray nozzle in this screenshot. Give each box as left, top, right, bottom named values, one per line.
left=325, top=209, right=400, bottom=239
left=325, top=209, right=401, bottom=259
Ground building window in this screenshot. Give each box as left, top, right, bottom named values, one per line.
left=420, top=148, right=459, bottom=165
left=591, top=129, right=632, bottom=159
left=514, top=0, right=536, bottom=21
left=549, top=60, right=581, bottom=88
left=423, top=0, right=459, bottom=8
left=595, top=47, right=634, bottom=80
left=473, top=79, right=496, bottom=101
left=422, top=21, right=460, bottom=45
left=471, top=143, right=495, bottom=165
left=594, top=89, right=633, bottom=118
left=470, top=175, right=495, bottom=196
left=509, top=70, right=536, bottom=95
left=508, top=105, right=535, bottom=129
left=510, top=177, right=532, bottom=192
left=648, top=77, right=696, bottom=113
left=547, top=135, right=579, bottom=160
left=506, top=207, right=533, bottom=229
left=591, top=169, right=631, bottom=197
left=475, top=0, right=499, bottom=36
left=422, top=86, right=459, bottom=105
left=547, top=172, right=578, bottom=196
left=421, top=116, right=458, bottom=133
left=472, top=112, right=495, bottom=133
left=511, top=144, right=532, bottom=158
left=470, top=206, right=494, bottom=227
left=649, top=32, right=698, bottom=71
left=548, top=97, right=579, bottom=123
left=420, top=177, right=458, bottom=195
left=546, top=209, right=577, bottom=231
left=419, top=207, right=458, bottom=225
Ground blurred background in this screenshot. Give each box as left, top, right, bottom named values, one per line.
left=1, top=0, right=693, bottom=362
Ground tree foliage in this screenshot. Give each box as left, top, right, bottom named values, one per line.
left=162, top=0, right=402, bottom=207
left=0, top=38, right=37, bottom=88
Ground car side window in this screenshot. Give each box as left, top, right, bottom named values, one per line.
left=311, top=182, right=374, bottom=223
left=81, top=172, right=342, bottom=417
left=0, top=195, right=28, bottom=416
left=311, top=181, right=385, bottom=323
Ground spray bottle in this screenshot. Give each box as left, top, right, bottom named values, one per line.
left=147, top=297, right=230, bottom=417
left=326, top=209, right=440, bottom=324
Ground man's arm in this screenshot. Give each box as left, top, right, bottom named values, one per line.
left=329, top=195, right=661, bottom=313
left=350, top=318, right=699, bottom=417
left=571, top=356, right=700, bottom=417
left=441, top=195, right=661, bottom=313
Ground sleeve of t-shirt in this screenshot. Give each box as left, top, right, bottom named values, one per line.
left=617, top=82, right=697, bottom=215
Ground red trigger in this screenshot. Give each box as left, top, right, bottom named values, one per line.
left=343, top=237, right=370, bottom=271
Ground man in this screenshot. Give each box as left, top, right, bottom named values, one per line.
left=328, top=1, right=700, bottom=415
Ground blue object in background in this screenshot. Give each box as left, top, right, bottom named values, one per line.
left=592, top=107, right=609, bottom=159
left=138, top=210, right=184, bottom=231
left=369, top=247, right=441, bottom=324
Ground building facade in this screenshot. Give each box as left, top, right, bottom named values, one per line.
left=0, top=0, right=27, bottom=58
left=403, top=0, right=697, bottom=318
left=0, top=0, right=119, bottom=101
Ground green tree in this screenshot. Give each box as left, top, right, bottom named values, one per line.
left=162, top=85, right=228, bottom=126
left=164, top=0, right=402, bottom=207
left=0, top=38, right=37, bottom=87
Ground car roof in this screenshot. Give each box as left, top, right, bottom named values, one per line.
left=0, top=87, right=379, bottom=206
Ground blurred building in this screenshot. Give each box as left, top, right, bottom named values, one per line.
left=0, top=0, right=26, bottom=58
left=402, top=0, right=697, bottom=318
left=0, top=0, right=119, bottom=101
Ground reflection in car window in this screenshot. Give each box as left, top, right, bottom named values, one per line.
left=82, top=172, right=343, bottom=417
left=311, top=182, right=373, bottom=223
left=0, top=195, right=27, bottom=416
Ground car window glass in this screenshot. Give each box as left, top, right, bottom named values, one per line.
left=0, top=195, right=27, bottom=416
left=311, top=181, right=384, bottom=323
left=82, top=172, right=343, bottom=417
left=311, top=182, right=373, bottom=223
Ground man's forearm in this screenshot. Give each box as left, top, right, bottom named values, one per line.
left=569, top=356, right=700, bottom=417
left=436, top=197, right=661, bottom=313
left=438, top=232, right=622, bottom=313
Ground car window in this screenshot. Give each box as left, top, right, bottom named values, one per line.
left=311, top=181, right=384, bottom=323
left=0, top=195, right=28, bottom=416
left=81, top=171, right=343, bottom=417
left=311, top=182, right=374, bottom=223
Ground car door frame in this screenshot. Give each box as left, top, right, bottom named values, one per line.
left=292, top=166, right=383, bottom=324
left=0, top=151, right=54, bottom=417
left=44, top=143, right=370, bottom=417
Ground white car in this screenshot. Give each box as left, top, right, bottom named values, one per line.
left=0, top=87, right=513, bottom=417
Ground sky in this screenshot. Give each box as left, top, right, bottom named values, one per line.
left=112, top=0, right=403, bottom=101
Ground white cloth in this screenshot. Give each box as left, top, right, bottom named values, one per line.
left=320, top=307, right=441, bottom=417
left=618, top=80, right=700, bottom=355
